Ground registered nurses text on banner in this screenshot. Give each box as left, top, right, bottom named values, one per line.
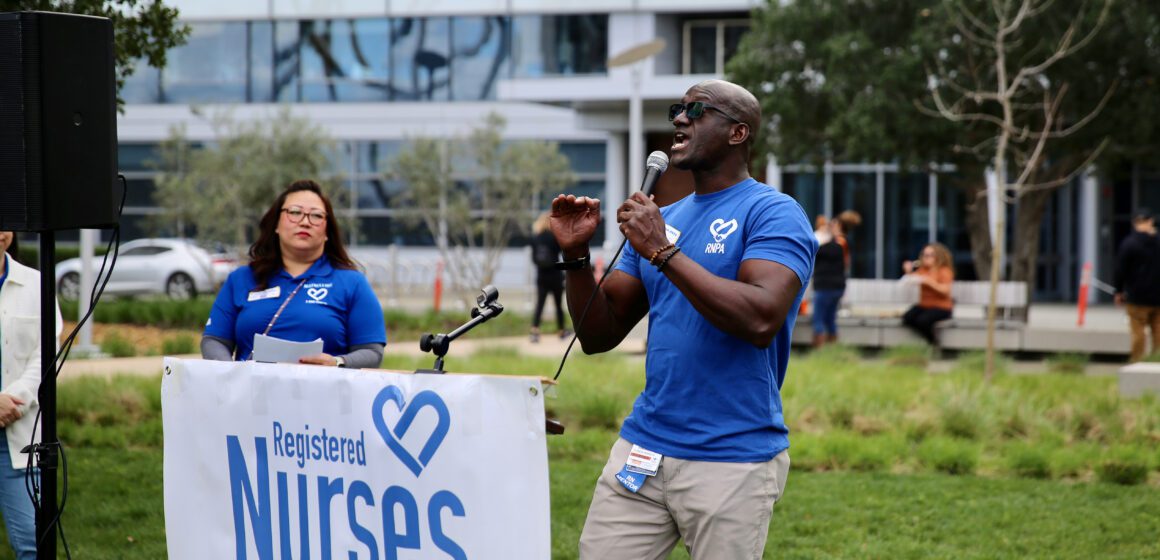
left=161, top=358, right=551, bottom=560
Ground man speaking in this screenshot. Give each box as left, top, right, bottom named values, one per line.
left=549, top=79, right=817, bottom=559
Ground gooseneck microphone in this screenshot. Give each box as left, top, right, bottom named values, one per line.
left=641, top=151, right=669, bottom=196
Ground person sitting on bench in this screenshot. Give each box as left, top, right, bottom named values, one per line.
left=901, top=243, right=954, bottom=344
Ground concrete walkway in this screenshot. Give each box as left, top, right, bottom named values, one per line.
left=57, top=303, right=1130, bottom=380
left=57, top=332, right=648, bottom=380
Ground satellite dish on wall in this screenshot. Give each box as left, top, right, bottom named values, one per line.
left=607, top=38, right=666, bottom=68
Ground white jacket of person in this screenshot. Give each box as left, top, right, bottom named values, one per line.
left=0, top=253, right=62, bottom=469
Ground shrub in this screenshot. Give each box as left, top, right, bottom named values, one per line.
left=1096, top=448, right=1150, bottom=486
left=161, top=333, right=197, bottom=355
left=902, top=407, right=939, bottom=443
left=938, top=388, right=984, bottom=440
left=918, top=437, right=978, bottom=475
left=952, top=350, right=1009, bottom=375
left=1005, top=442, right=1052, bottom=479
left=574, top=391, right=623, bottom=431
left=882, top=344, right=930, bottom=368
left=786, top=432, right=826, bottom=471
left=1046, top=353, right=1089, bottom=375
left=809, top=343, right=861, bottom=364
left=100, top=330, right=136, bottom=358
left=1050, top=444, right=1099, bottom=479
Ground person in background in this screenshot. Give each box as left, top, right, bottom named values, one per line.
left=0, top=231, right=62, bottom=560
left=529, top=212, right=570, bottom=343
left=810, top=210, right=861, bottom=346
left=813, top=214, right=831, bottom=245
left=201, top=180, right=386, bottom=368
left=901, top=242, right=955, bottom=345
left=1113, top=207, right=1160, bottom=362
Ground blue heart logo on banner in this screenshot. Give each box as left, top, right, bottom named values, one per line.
left=372, top=386, right=451, bottom=477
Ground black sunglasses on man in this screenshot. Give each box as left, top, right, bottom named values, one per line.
left=668, top=101, right=743, bottom=123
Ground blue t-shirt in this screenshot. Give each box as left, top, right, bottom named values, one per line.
left=205, top=256, right=387, bottom=361
left=615, top=179, right=817, bottom=462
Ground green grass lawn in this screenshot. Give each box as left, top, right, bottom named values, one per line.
left=6, top=346, right=1156, bottom=559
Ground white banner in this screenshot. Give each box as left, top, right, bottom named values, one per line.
left=161, top=358, right=551, bottom=560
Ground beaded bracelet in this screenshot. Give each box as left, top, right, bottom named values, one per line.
left=648, top=243, right=675, bottom=265
left=655, top=246, right=681, bottom=271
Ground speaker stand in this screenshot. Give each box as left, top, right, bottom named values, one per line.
left=36, top=231, right=60, bottom=560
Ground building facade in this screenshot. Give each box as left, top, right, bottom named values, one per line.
left=112, top=0, right=1153, bottom=302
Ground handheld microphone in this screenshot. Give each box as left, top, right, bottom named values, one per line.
left=641, top=151, right=669, bottom=196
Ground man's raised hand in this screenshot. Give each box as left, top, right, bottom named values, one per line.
left=550, top=194, right=601, bottom=257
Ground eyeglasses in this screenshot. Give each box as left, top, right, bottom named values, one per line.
left=668, top=101, right=743, bottom=124
left=281, top=205, right=327, bottom=225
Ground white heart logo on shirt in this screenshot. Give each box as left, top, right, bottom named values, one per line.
left=709, top=218, right=738, bottom=243
left=307, top=287, right=328, bottom=301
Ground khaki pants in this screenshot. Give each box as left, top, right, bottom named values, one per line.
left=579, top=438, right=790, bottom=560
left=1126, top=304, right=1160, bottom=362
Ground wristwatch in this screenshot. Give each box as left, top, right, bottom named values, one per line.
left=555, top=253, right=592, bottom=271
left=334, top=356, right=346, bottom=368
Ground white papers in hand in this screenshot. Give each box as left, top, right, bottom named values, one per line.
left=252, top=334, right=324, bottom=363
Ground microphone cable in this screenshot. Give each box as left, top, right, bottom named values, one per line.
left=26, top=174, right=127, bottom=560
left=551, top=150, right=668, bottom=382
left=551, top=237, right=630, bottom=382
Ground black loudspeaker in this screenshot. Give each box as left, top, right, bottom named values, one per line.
left=0, top=11, right=118, bottom=232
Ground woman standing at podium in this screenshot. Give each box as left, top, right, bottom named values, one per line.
left=0, top=231, right=62, bottom=560
left=201, top=180, right=386, bottom=368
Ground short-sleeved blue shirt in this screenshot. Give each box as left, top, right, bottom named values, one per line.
left=615, top=179, right=817, bottom=462
left=205, top=256, right=387, bottom=361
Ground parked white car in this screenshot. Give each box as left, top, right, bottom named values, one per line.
left=55, top=238, right=238, bottom=301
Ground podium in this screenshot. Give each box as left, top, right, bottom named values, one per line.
left=160, top=358, right=551, bottom=559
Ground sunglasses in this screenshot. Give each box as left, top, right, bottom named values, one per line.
left=668, top=101, right=743, bottom=124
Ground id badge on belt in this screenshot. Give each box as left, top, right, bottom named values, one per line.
left=615, top=444, right=662, bottom=493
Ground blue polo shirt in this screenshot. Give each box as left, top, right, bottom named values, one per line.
left=615, top=178, right=816, bottom=462
left=205, top=256, right=386, bottom=361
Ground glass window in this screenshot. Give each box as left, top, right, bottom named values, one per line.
left=300, top=19, right=391, bottom=102
left=356, top=179, right=407, bottom=209
left=780, top=172, right=823, bottom=225
left=250, top=21, right=274, bottom=102
left=934, top=177, right=975, bottom=281
left=450, top=16, right=510, bottom=100
left=118, top=144, right=161, bottom=172
left=390, top=18, right=452, bottom=101
left=683, top=18, right=750, bottom=75
left=687, top=24, right=716, bottom=74
left=120, top=59, right=160, bottom=103
left=161, top=22, right=248, bottom=103
left=558, top=142, right=606, bottom=173
left=512, top=15, right=607, bottom=77
left=883, top=173, right=930, bottom=277
left=723, top=23, right=748, bottom=65
left=357, top=216, right=436, bottom=246
left=832, top=173, right=877, bottom=279
left=122, top=245, right=169, bottom=257
left=274, top=20, right=302, bottom=102
left=359, top=141, right=403, bottom=174
left=123, top=177, right=157, bottom=208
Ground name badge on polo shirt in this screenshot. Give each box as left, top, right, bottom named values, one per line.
left=247, top=286, right=281, bottom=302
left=615, top=445, right=663, bottom=493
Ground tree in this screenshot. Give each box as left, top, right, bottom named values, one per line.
left=389, top=113, right=576, bottom=303
left=2, top=0, right=190, bottom=110
left=923, top=0, right=1116, bottom=380
left=151, top=108, right=336, bottom=254
left=729, top=0, right=1160, bottom=298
